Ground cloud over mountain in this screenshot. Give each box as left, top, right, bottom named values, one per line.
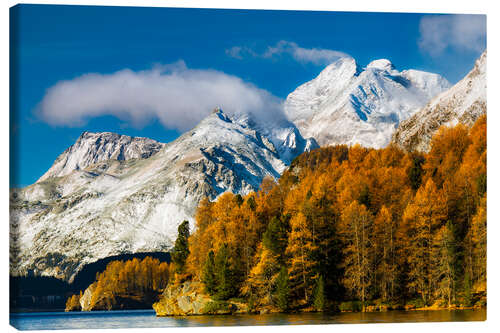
left=418, top=14, right=486, bottom=57
left=37, top=61, right=285, bottom=131
left=226, top=40, right=350, bottom=66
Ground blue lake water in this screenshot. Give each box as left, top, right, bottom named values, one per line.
left=10, top=309, right=486, bottom=330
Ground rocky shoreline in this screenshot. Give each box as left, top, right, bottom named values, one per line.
left=151, top=281, right=486, bottom=317
left=153, top=281, right=248, bottom=316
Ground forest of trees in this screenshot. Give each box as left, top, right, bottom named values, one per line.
left=67, top=116, right=486, bottom=313
left=179, top=115, right=486, bottom=312
left=66, top=257, right=170, bottom=311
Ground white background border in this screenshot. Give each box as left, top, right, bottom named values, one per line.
left=2, top=1, right=498, bottom=332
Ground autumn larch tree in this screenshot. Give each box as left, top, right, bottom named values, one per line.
left=402, top=179, right=446, bottom=305
left=339, top=201, right=373, bottom=311
left=432, top=221, right=458, bottom=307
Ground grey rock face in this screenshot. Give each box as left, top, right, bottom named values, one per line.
left=38, top=132, right=165, bottom=182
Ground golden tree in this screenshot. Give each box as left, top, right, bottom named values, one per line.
left=285, top=212, right=318, bottom=305
left=403, top=178, right=446, bottom=305
left=339, top=201, right=373, bottom=310
left=374, top=205, right=398, bottom=302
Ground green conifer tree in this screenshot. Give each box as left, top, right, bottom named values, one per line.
left=262, top=216, right=288, bottom=258
left=172, top=220, right=190, bottom=274
left=214, top=244, right=236, bottom=300
left=313, top=275, right=326, bottom=311
left=202, top=250, right=216, bottom=295
left=274, top=266, right=290, bottom=311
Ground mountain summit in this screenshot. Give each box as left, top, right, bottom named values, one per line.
left=284, top=57, right=451, bottom=148
left=38, top=132, right=165, bottom=182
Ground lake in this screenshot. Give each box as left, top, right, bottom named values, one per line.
left=10, top=309, right=486, bottom=330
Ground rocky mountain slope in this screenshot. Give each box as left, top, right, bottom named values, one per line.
left=392, top=51, right=487, bottom=152
left=10, top=108, right=317, bottom=282
left=284, top=57, right=451, bottom=148
left=38, top=132, right=165, bottom=182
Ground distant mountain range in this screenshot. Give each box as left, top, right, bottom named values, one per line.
left=10, top=52, right=486, bottom=282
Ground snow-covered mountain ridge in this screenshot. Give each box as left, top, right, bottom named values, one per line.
left=284, top=57, right=451, bottom=148
left=392, top=51, right=486, bottom=152
left=10, top=109, right=316, bottom=282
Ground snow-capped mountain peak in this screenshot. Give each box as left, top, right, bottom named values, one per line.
left=211, top=106, right=232, bottom=123
left=284, top=56, right=451, bottom=148
left=366, top=59, right=395, bottom=71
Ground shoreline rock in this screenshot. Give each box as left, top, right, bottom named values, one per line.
left=153, top=281, right=248, bottom=316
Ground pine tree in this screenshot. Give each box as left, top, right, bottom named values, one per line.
left=247, top=195, right=257, bottom=211
left=407, top=153, right=425, bottom=191
left=262, top=216, right=288, bottom=259
left=214, top=244, right=237, bottom=300
left=274, top=266, right=290, bottom=311
left=172, top=220, right=190, bottom=274
left=202, top=250, right=216, bottom=295
left=313, top=275, right=326, bottom=311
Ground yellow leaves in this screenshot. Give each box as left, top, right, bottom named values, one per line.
left=310, top=172, right=336, bottom=204
left=403, top=178, right=446, bottom=240
left=289, top=211, right=307, bottom=232
left=375, top=205, right=391, bottom=229
left=336, top=169, right=370, bottom=209
left=469, top=114, right=486, bottom=153
left=424, top=123, right=472, bottom=187
left=284, top=186, right=308, bottom=216
left=287, top=212, right=316, bottom=255
left=65, top=293, right=81, bottom=311
left=85, top=256, right=171, bottom=310
left=241, top=245, right=280, bottom=303
left=348, top=144, right=370, bottom=168
left=212, top=192, right=237, bottom=223
left=342, top=201, right=367, bottom=222
left=429, top=123, right=470, bottom=159
left=470, top=195, right=487, bottom=287
left=471, top=196, right=487, bottom=242
left=194, top=197, right=214, bottom=232
left=249, top=247, right=279, bottom=280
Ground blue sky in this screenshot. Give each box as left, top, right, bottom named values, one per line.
left=10, top=4, right=486, bottom=187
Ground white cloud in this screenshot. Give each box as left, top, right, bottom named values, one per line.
left=225, top=46, right=245, bottom=59
left=37, top=61, right=285, bottom=131
left=226, top=40, right=350, bottom=66
left=419, top=14, right=486, bottom=57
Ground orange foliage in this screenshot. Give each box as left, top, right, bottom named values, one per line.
left=184, top=116, right=486, bottom=309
